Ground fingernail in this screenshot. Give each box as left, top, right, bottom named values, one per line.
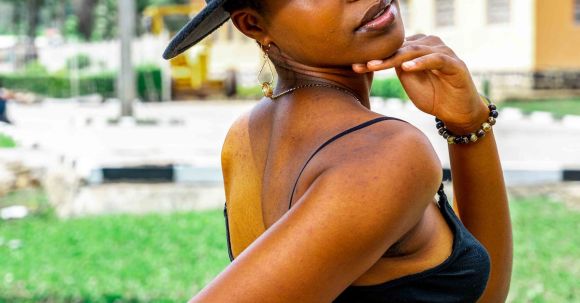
left=368, top=60, right=383, bottom=66
left=353, top=64, right=366, bottom=69
left=402, top=61, right=416, bottom=69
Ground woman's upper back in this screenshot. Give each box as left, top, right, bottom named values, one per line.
left=221, top=91, right=418, bottom=254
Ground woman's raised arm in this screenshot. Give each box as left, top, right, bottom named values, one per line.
left=352, top=33, right=513, bottom=302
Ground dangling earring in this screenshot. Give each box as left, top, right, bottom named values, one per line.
left=258, top=43, right=274, bottom=98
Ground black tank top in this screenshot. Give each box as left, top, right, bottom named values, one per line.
left=224, top=116, right=491, bottom=302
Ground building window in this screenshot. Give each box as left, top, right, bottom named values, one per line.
left=435, top=0, right=455, bottom=27
left=487, top=0, right=511, bottom=24
left=575, top=0, right=580, bottom=24
left=399, top=0, right=411, bottom=26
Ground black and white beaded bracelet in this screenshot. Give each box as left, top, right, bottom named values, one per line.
left=435, top=96, right=499, bottom=145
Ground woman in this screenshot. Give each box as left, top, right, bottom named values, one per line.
left=164, top=0, right=513, bottom=302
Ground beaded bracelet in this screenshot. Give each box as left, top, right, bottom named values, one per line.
left=435, top=96, right=499, bottom=145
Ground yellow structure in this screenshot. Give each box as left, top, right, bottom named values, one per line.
left=143, top=2, right=237, bottom=98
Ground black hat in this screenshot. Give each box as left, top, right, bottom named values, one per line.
left=163, top=0, right=230, bottom=60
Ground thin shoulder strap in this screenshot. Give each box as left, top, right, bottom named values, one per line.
left=287, top=116, right=408, bottom=210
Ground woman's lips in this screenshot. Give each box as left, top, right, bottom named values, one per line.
left=356, top=1, right=397, bottom=32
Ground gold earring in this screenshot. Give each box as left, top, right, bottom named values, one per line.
left=258, top=43, right=274, bottom=98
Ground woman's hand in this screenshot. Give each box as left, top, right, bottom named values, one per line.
left=353, top=34, right=489, bottom=134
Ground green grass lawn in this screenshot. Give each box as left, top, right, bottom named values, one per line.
left=0, top=207, right=230, bottom=302
left=0, top=133, right=16, bottom=148
left=507, top=197, right=580, bottom=303
left=0, top=193, right=578, bottom=302
left=499, top=98, right=580, bottom=118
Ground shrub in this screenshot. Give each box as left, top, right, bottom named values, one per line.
left=136, top=64, right=163, bottom=102
left=65, top=54, right=92, bottom=70
left=23, top=60, right=48, bottom=75
left=0, top=72, right=116, bottom=99
left=0, top=65, right=163, bottom=101
left=236, top=85, right=263, bottom=99
left=370, top=77, right=408, bottom=100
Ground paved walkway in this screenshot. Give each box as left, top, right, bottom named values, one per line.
left=4, top=98, right=580, bottom=173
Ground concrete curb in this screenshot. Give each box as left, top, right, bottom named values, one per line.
left=443, top=168, right=580, bottom=186
left=88, top=165, right=580, bottom=186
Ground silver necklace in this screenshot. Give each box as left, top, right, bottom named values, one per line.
left=270, top=82, right=362, bottom=104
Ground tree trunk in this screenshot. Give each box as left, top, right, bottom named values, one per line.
left=24, top=0, right=43, bottom=61
left=73, top=0, right=99, bottom=41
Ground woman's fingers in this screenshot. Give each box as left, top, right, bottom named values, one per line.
left=353, top=34, right=429, bottom=73
left=352, top=44, right=434, bottom=73
left=351, top=34, right=458, bottom=74
left=401, top=53, right=465, bottom=75
left=404, top=34, right=427, bottom=42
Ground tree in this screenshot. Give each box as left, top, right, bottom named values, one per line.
left=0, top=0, right=190, bottom=43
left=3, top=0, right=45, bottom=63
left=72, top=0, right=99, bottom=40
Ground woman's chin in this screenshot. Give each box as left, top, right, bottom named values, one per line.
left=354, top=27, right=405, bottom=64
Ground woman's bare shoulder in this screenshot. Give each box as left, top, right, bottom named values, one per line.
left=223, top=109, right=251, bottom=143
left=221, top=100, right=271, bottom=156
left=345, top=115, right=442, bottom=177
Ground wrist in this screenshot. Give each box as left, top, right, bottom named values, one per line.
left=444, top=100, right=490, bottom=134
left=435, top=95, right=499, bottom=145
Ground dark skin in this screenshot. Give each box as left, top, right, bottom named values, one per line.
left=190, top=0, right=512, bottom=302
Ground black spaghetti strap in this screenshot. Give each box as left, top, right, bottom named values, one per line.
left=287, top=116, right=408, bottom=210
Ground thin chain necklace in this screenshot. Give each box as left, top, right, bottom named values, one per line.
left=269, top=82, right=362, bottom=104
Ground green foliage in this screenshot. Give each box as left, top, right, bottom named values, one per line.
left=236, top=85, right=263, bottom=99
left=91, top=0, right=191, bottom=39
left=91, top=0, right=118, bottom=41
left=65, top=54, right=92, bottom=70
left=0, top=133, right=16, bottom=148
left=22, top=61, right=49, bottom=75
left=136, top=64, right=163, bottom=102
left=0, top=72, right=116, bottom=99
left=0, top=65, right=163, bottom=101
left=64, top=14, right=80, bottom=39
left=370, top=77, right=408, bottom=100
left=2, top=0, right=191, bottom=40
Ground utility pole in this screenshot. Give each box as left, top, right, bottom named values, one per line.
left=118, top=0, right=135, bottom=117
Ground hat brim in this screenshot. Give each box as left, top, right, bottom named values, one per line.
left=162, top=0, right=230, bottom=60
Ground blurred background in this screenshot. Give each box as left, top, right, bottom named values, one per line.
left=0, top=0, right=578, bottom=302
